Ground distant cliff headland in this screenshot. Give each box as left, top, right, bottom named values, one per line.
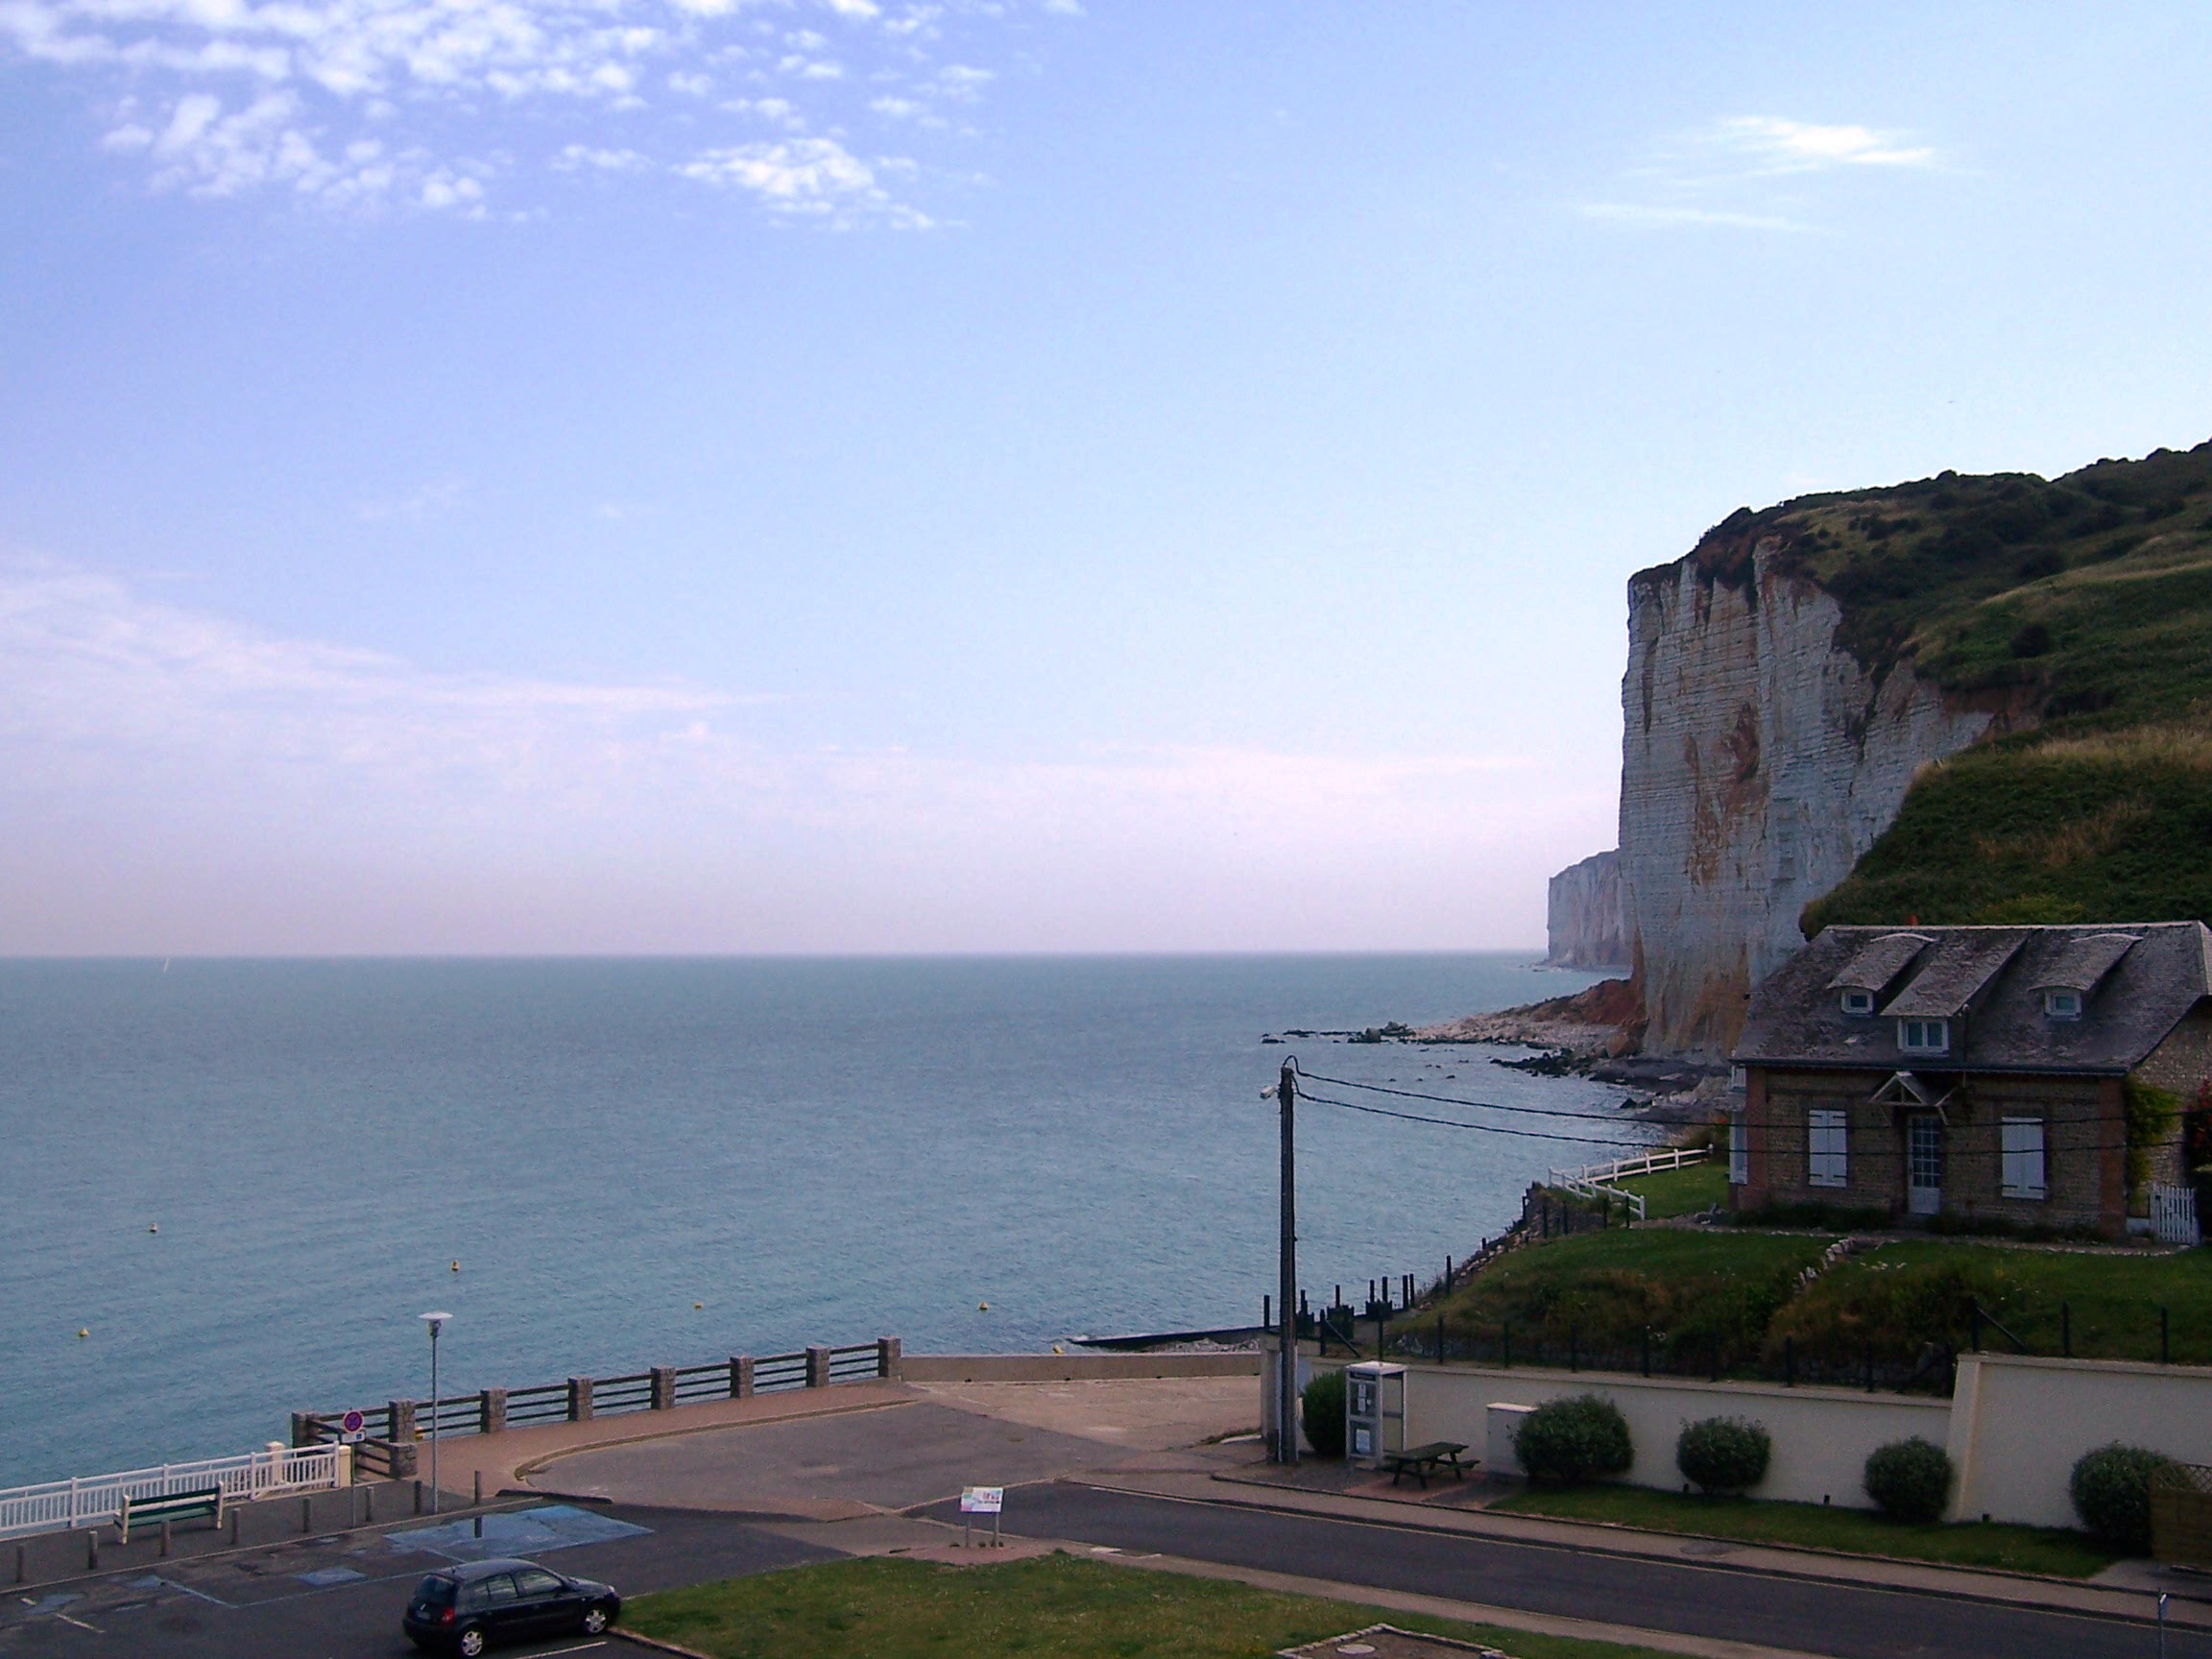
left=1526, top=438, right=2212, bottom=1060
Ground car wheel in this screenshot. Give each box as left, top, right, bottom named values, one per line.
left=583, top=1606, right=610, bottom=1635
left=456, top=1626, right=487, bottom=1658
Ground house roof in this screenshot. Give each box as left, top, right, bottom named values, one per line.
left=2029, top=931, right=2141, bottom=994
left=1825, top=932, right=1932, bottom=994
left=1881, top=932, right=2025, bottom=1017
left=1735, top=921, right=2212, bottom=1074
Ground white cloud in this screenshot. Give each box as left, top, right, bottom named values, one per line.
left=553, top=142, right=648, bottom=171
left=678, top=134, right=928, bottom=227
left=3, top=0, right=1018, bottom=217
left=1578, top=203, right=1807, bottom=233
left=0, top=558, right=1577, bottom=952
left=1712, top=115, right=1935, bottom=174
left=1585, top=112, right=1936, bottom=233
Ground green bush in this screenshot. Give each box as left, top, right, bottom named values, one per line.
left=1515, top=1394, right=1633, bottom=1485
left=1300, top=1368, right=1346, bottom=1459
left=1676, top=1417, right=1771, bottom=1495
left=2070, top=1444, right=2176, bottom=1554
left=1864, top=1437, right=1953, bottom=1523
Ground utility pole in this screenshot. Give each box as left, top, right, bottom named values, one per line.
left=1277, top=1059, right=1299, bottom=1466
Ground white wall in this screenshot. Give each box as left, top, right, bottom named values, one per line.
left=1266, top=1349, right=2212, bottom=1529
left=1407, top=1362, right=1948, bottom=1510
left=1952, top=1356, right=2212, bottom=1527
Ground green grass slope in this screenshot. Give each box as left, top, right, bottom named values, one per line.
left=1660, top=437, right=2212, bottom=932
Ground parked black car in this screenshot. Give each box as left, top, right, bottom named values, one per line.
left=403, top=1557, right=620, bottom=1655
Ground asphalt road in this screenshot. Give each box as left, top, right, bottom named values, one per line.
left=942, top=1482, right=2206, bottom=1659
left=0, top=1503, right=834, bottom=1659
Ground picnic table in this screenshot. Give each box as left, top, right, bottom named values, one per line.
left=1382, top=1441, right=1467, bottom=1488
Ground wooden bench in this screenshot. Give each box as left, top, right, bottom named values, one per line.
left=118, top=1485, right=225, bottom=1544
left=1382, top=1441, right=1468, bottom=1489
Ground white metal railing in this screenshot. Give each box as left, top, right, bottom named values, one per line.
left=1547, top=1145, right=1710, bottom=1221
left=2152, top=1182, right=2201, bottom=1246
left=0, top=1444, right=343, bottom=1540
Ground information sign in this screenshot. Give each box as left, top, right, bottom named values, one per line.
left=959, top=1486, right=1003, bottom=1514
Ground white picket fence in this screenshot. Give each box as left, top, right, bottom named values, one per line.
left=1548, top=1145, right=1710, bottom=1222
left=2151, top=1182, right=2201, bottom=1246
left=0, top=1444, right=344, bottom=1540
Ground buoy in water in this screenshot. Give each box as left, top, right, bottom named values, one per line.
left=450, top=1261, right=461, bottom=1272
left=978, top=1302, right=990, bottom=1312
left=148, top=1224, right=158, bottom=1234
left=693, top=1302, right=704, bottom=1310
left=77, top=1328, right=89, bottom=1339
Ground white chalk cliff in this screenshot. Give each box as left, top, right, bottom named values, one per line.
left=1617, top=538, right=1995, bottom=1056
left=1546, top=850, right=1628, bottom=970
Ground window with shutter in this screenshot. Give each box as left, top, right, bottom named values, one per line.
left=2001, top=1117, right=2047, bottom=1199
left=1808, top=1109, right=1848, bottom=1188
left=1729, top=1114, right=1748, bottom=1185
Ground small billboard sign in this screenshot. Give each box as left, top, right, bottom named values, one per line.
left=959, top=1486, right=1003, bottom=1514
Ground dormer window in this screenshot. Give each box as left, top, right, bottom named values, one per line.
left=1840, top=989, right=1875, bottom=1018
left=2043, top=989, right=2082, bottom=1021
left=1899, top=1018, right=1951, bottom=1055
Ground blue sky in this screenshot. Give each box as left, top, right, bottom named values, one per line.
left=3, top=2, right=2208, bottom=952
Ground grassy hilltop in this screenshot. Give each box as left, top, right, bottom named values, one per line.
left=1677, top=438, right=2212, bottom=932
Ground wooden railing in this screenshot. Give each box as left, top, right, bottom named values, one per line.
left=295, top=1338, right=901, bottom=1459
left=1547, top=1146, right=1709, bottom=1220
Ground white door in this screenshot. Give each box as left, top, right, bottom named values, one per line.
left=1908, top=1116, right=1943, bottom=1216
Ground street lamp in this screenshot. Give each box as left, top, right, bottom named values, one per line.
left=420, top=1311, right=452, bottom=1514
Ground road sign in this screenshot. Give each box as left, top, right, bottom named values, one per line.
left=341, top=1410, right=366, bottom=1435
left=959, top=1486, right=1002, bottom=1514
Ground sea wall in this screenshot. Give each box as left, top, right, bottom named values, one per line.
left=1620, top=540, right=1991, bottom=1056
left=1261, top=1350, right=2212, bottom=1528
left=1545, top=850, right=1628, bottom=970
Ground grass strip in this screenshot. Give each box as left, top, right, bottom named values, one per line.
left=626, top=1551, right=1690, bottom=1659
left=1495, top=1484, right=2115, bottom=1578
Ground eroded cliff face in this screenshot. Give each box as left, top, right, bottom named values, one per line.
left=1546, top=850, right=1628, bottom=970
left=1621, top=539, right=1993, bottom=1056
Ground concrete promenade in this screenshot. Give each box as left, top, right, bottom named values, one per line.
left=11, top=1359, right=2212, bottom=1659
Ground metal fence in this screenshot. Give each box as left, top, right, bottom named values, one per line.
left=298, top=1339, right=897, bottom=1455
left=0, top=1445, right=342, bottom=1541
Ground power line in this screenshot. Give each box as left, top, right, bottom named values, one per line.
left=1295, top=1089, right=1663, bottom=1149
left=1295, top=1065, right=2187, bottom=1138
left=1291, top=1068, right=1649, bottom=1124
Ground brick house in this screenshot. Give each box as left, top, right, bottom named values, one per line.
left=1730, top=923, right=2212, bottom=1237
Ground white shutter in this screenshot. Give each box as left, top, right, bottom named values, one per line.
left=2001, top=1117, right=2046, bottom=1199
left=1808, top=1109, right=1847, bottom=1188
left=1729, top=1114, right=1748, bottom=1186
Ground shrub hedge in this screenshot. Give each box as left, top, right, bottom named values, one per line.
left=1300, top=1368, right=1346, bottom=1459
left=1515, top=1394, right=1633, bottom=1485
left=2070, top=1444, right=2176, bottom=1554
left=1676, top=1417, right=1771, bottom=1495
left=1864, top=1437, right=1954, bottom=1524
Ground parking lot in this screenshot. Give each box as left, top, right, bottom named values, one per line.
left=0, top=1500, right=835, bottom=1657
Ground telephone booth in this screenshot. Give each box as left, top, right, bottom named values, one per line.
left=1344, top=1361, right=1407, bottom=1468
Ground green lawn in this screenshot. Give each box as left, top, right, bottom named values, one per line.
left=1430, top=1218, right=2212, bottom=1377
left=1617, top=1163, right=1728, bottom=1219
left=1495, top=1484, right=2115, bottom=1578
left=625, top=1553, right=1689, bottom=1659
left=1776, top=1238, right=2212, bottom=1366
left=1430, top=1228, right=1836, bottom=1373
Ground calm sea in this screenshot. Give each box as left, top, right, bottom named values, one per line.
left=0, top=954, right=1629, bottom=1488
